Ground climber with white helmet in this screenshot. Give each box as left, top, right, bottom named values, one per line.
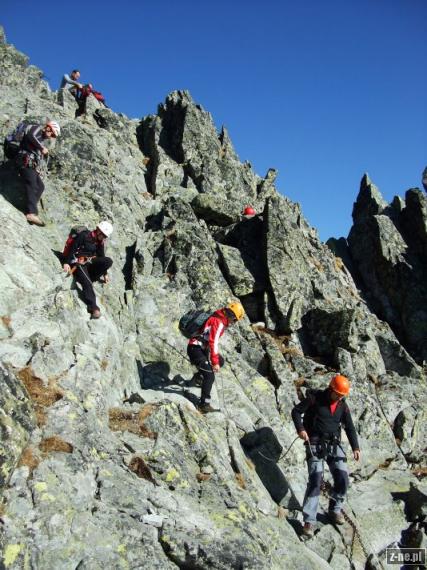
left=291, top=374, right=360, bottom=538
left=17, top=120, right=61, bottom=226
left=62, top=221, right=114, bottom=319
left=187, top=301, right=245, bottom=414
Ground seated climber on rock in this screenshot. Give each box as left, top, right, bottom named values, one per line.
left=291, top=375, right=361, bottom=538
left=187, top=302, right=245, bottom=414
left=62, top=221, right=113, bottom=319
left=59, top=69, right=83, bottom=97
left=75, top=83, right=108, bottom=117
left=17, top=121, right=61, bottom=226
left=422, top=167, right=427, bottom=192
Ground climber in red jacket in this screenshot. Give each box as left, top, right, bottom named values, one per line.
left=188, top=302, right=245, bottom=414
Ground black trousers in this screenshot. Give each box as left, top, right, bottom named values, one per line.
left=187, top=345, right=224, bottom=404
left=19, top=167, right=44, bottom=214
left=73, top=257, right=113, bottom=311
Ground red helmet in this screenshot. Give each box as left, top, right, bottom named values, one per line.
left=329, top=374, right=350, bottom=396
left=243, top=206, right=256, bottom=216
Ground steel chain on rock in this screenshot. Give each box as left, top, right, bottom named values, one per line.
left=321, top=481, right=374, bottom=564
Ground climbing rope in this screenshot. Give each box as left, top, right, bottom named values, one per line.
left=255, top=436, right=300, bottom=464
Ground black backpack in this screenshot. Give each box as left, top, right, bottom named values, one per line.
left=3, top=121, right=31, bottom=160
left=179, top=310, right=211, bottom=338
left=63, top=225, right=89, bottom=257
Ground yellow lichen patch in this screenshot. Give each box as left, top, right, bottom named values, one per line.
left=251, top=378, right=271, bottom=393
left=226, top=511, right=241, bottom=523
left=65, top=391, right=79, bottom=403
left=17, top=447, right=40, bottom=474
left=40, top=493, right=56, bottom=502
left=189, top=432, right=198, bottom=443
left=4, top=544, right=23, bottom=567
left=165, top=468, right=179, bottom=482
left=17, top=367, right=64, bottom=427
left=235, top=473, right=246, bottom=489
left=39, top=436, right=73, bottom=454
left=238, top=503, right=249, bottom=517
left=33, top=482, right=47, bottom=492
left=108, top=405, right=158, bottom=439
left=117, top=544, right=126, bottom=554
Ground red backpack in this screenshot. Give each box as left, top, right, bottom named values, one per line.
left=92, top=90, right=105, bottom=103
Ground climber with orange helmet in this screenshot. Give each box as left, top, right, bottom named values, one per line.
left=16, top=120, right=61, bottom=226
left=62, top=221, right=114, bottom=319
left=291, top=374, right=360, bottom=538
left=187, top=301, right=245, bottom=414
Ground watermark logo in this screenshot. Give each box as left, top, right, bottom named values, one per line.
left=386, top=548, right=425, bottom=566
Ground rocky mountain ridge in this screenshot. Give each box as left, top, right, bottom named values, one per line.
left=0, top=27, right=426, bottom=570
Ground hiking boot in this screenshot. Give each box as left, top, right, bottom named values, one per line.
left=197, top=403, right=220, bottom=414
left=302, top=522, right=314, bottom=538
left=26, top=213, right=45, bottom=226
left=90, top=309, right=101, bottom=319
left=329, top=510, right=345, bottom=525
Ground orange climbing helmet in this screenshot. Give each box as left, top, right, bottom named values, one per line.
left=329, top=374, right=350, bottom=396
left=227, top=301, right=245, bottom=321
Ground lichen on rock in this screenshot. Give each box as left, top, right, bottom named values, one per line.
left=0, top=30, right=426, bottom=570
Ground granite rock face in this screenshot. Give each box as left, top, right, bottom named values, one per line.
left=0, top=28, right=426, bottom=570
left=328, top=174, right=427, bottom=363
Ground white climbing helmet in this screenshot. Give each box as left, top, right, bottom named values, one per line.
left=46, top=120, right=60, bottom=137
left=97, top=220, right=113, bottom=237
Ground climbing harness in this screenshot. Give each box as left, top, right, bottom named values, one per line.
left=68, top=256, right=95, bottom=276
left=307, top=436, right=345, bottom=461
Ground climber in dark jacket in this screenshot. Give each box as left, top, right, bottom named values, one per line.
left=422, top=167, right=427, bottom=192
left=291, top=375, right=361, bottom=538
left=17, top=121, right=61, bottom=226
left=187, top=302, right=245, bottom=414
left=63, top=221, right=113, bottom=319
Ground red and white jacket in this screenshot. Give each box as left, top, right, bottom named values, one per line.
left=188, top=309, right=230, bottom=366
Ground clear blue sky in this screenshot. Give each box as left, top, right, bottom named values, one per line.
left=3, top=1, right=426, bottom=241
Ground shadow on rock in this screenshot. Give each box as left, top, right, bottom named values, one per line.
left=392, top=483, right=427, bottom=521
left=0, top=161, right=26, bottom=212
left=240, top=427, right=299, bottom=508
left=138, top=359, right=192, bottom=395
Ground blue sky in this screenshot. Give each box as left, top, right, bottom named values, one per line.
left=3, top=1, right=426, bottom=241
